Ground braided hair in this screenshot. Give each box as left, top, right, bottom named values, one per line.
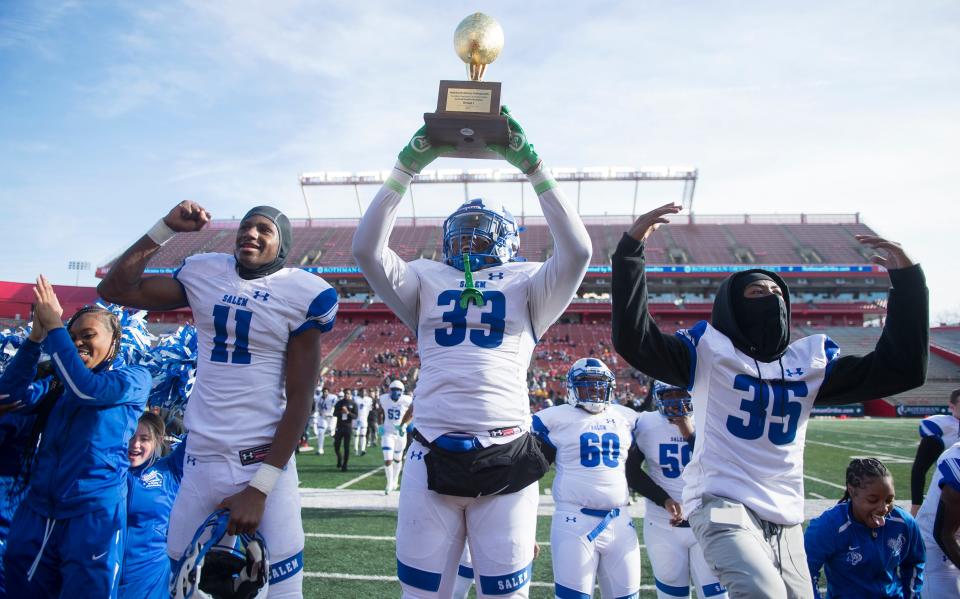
left=66, top=305, right=122, bottom=367
left=840, top=457, right=891, bottom=503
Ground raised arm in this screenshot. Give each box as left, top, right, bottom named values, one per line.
left=611, top=204, right=692, bottom=388
left=97, top=201, right=211, bottom=310
left=816, top=236, right=928, bottom=406
left=487, top=108, right=592, bottom=339
left=352, top=127, right=451, bottom=331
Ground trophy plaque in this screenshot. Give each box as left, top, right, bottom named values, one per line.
left=424, top=12, right=509, bottom=159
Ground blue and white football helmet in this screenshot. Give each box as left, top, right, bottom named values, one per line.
left=442, top=198, right=521, bottom=271
left=389, top=379, right=404, bottom=400
left=652, top=381, right=692, bottom=419
left=566, top=358, right=615, bottom=413
left=171, top=510, right=269, bottom=599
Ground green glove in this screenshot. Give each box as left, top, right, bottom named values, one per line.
left=397, top=125, right=453, bottom=174
left=487, top=105, right=542, bottom=174
left=396, top=424, right=406, bottom=437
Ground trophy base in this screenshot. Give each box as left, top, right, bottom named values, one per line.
left=423, top=112, right=509, bottom=159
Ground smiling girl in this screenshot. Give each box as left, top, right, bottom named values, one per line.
left=0, top=276, right=150, bottom=598
left=804, top=458, right=926, bottom=598
left=120, top=412, right=184, bottom=599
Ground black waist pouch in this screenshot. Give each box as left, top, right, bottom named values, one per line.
left=415, top=430, right=550, bottom=498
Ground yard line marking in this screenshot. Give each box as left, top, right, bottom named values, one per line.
left=812, top=424, right=915, bottom=443
left=302, top=572, right=656, bottom=590
left=806, top=439, right=913, bottom=461
left=804, top=474, right=846, bottom=490
left=336, top=466, right=386, bottom=490
left=306, top=533, right=396, bottom=541
left=303, top=533, right=649, bottom=549
left=808, top=492, right=827, bottom=499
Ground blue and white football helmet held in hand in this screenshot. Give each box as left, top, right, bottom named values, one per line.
left=566, top=358, right=616, bottom=413
left=652, top=381, right=693, bottom=420
left=171, top=509, right=269, bottom=599
left=442, top=198, right=521, bottom=272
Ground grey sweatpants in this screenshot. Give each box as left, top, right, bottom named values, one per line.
left=688, top=494, right=813, bottom=599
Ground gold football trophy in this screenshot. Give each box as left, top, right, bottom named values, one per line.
left=423, top=12, right=510, bottom=159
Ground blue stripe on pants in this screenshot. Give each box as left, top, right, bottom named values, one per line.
left=397, top=559, right=441, bottom=592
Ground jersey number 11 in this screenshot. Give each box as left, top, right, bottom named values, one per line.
left=211, top=305, right=253, bottom=364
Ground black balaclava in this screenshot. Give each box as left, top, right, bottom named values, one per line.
left=236, top=206, right=292, bottom=280
left=712, top=269, right=791, bottom=362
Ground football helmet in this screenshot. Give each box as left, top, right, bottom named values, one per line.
left=566, top=358, right=615, bottom=414
left=389, top=380, right=404, bottom=400
left=653, top=381, right=692, bottom=419
left=171, top=510, right=269, bottom=599
left=442, top=199, right=520, bottom=271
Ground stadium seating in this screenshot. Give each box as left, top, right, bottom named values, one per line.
left=106, top=217, right=879, bottom=271
left=932, top=327, right=960, bottom=354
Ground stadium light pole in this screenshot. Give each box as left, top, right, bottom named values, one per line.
left=67, top=260, right=90, bottom=286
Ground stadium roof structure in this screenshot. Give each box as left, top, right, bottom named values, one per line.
left=299, top=165, right=699, bottom=220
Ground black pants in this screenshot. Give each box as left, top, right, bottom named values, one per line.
left=334, top=427, right=352, bottom=467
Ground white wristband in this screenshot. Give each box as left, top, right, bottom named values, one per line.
left=249, top=463, right=283, bottom=496
left=146, top=218, right=176, bottom=246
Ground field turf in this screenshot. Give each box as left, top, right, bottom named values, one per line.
left=296, top=418, right=923, bottom=598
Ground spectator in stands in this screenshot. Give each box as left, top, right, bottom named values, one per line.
left=333, top=392, right=358, bottom=471
left=804, top=458, right=924, bottom=598
left=120, top=412, right=185, bottom=599
left=910, top=388, right=960, bottom=516
left=1, top=279, right=150, bottom=597
left=612, top=203, right=928, bottom=598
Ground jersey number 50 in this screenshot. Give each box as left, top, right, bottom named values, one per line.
left=726, top=374, right=807, bottom=445
left=434, top=290, right=506, bottom=349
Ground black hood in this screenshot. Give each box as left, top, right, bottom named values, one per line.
left=711, top=268, right=792, bottom=362
left=236, top=205, right=291, bottom=280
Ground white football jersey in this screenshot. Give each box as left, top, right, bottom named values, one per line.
left=920, top=414, right=960, bottom=447
left=411, top=259, right=552, bottom=441
left=174, top=253, right=338, bottom=459
left=532, top=403, right=639, bottom=510
left=677, top=321, right=837, bottom=526
left=632, top=410, right=692, bottom=523
left=916, top=440, right=960, bottom=548
left=380, top=393, right=413, bottom=428
left=321, top=393, right=337, bottom=417
left=354, top=395, right=373, bottom=427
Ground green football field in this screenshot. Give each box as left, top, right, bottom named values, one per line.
left=295, top=418, right=923, bottom=598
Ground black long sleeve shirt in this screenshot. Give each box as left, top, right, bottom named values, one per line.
left=611, top=234, right=929, bottom=406
left=334, top=398, right=358, bottom=431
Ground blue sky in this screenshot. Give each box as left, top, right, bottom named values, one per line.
left=1, top=1, right=958, bottom=320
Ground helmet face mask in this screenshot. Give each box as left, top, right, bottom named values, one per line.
left=442, top=199, right=520, bottom=272
left=171, top=510, right=269, bottom=599
left=389, top=380, right=404, bottom=400
left=566, top=358, right=615, bottom=414
left=653, top=382, right=692, bottom=419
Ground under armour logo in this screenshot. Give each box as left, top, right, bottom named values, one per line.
left=785, top=368, right=804, bottom=377
left=565, top=516, right=576, bottom=523
left=253, top=291, right=270, bottom=301
left=411, top=135, right=432, bottom=153
left=186, top=455, right=197, bottom=466
left=409, top=451, right=424, bottom=461
left=488, top=272, right=504, bottom=280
